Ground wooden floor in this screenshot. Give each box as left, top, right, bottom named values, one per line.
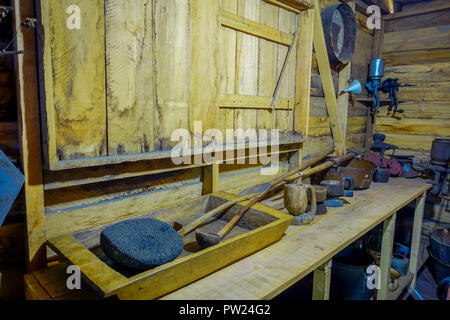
left=24, top=178, right=431, bottom=300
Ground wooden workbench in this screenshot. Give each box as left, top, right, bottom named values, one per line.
left=24, top=178, right=431, bottom=300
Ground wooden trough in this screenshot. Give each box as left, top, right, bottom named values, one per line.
left=47, top=192, right=293, bottom=300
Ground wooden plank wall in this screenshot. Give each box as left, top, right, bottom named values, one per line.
left=39, top=0, right=376, bottom=240
left=376, top=1, right=450, bottom=156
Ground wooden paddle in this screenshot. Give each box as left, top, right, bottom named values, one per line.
left=195, top=149, right=335, bottom=247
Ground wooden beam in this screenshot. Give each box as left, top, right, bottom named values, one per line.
left=263, top=0, right=312, bottom=13
left=408, top=193, right=426, bottom=294
left=219, top=94, right=294, bottom=110
left=364, top=0, right=395, bottom=14
left=294, top=9, right=314, bottom=138
left=190, top=0, right=220, bottom=136
left=312, top=0, right=345, bottom=155
left=14, top=0, right=47, bottom=271
left=336, top=1, right=355, bottom=154
left=220, top=10, right=293, bottom=46
left=278, top=0, right=313, bottom=11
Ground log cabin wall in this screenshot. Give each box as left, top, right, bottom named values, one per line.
left=376, top=0, right=450, bottom=160
left=38, top=0, right=376, bottom=240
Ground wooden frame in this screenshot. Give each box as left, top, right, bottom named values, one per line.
left=14, top=0, right=47, bottom=271
left=47, top=192, right=293, bottom=300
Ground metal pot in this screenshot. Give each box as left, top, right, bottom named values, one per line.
left=373, top=168, right=390, bottom=183
left=431, top=139, right=450, bottom=164
left=320, top=180, right=344, bottom=198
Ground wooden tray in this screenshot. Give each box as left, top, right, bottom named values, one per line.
left=47, top=191, right=293, bottom=300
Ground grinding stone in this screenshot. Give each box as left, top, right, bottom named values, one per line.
left=100, top=219, right=184, bottom=271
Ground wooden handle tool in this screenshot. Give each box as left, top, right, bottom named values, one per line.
left=196, top=149, right=335, bottom=248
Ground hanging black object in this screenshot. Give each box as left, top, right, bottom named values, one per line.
left=321, top=3, right=356, bottom=68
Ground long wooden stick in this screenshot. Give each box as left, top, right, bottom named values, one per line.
left=214, top=151, right=357, bottom=242
left=182, top=150, right=333, bottom=239
left=177, top=193, right=258, bottom=237
left=197, top=149, right=334, bottom=246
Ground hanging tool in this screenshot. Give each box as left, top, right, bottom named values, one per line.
left=196, top=151, right=359, bottom=248
left=366, top=58, right=385, bottom=115
left=381, top=78, right=404, bottom=116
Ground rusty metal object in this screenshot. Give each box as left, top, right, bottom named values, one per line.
left=324, top=159, right=376, bottom=190
left=339, top=159, right=376, bottom=190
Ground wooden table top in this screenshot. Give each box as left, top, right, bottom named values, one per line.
left=161, top=178, right=431, bottom=300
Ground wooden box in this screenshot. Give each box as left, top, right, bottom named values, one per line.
left=47, top=192, right=293, bottom=300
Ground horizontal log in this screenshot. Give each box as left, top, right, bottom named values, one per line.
left=220, top=10, right=292, bottom=46
left=397, top=81, right=450, bottom=101
left=381, top=133, right=450, bottom=151
left=384, top=48, right=450, bottom=66
left=392, top=101, right=450, bottom=119
left=309, top=117, right=366, bottom=137
left=376, top=117, right=450, bottom=136
left=384, top=25, right=450, bottom=53
left=385, top=62, right=450, bottom=83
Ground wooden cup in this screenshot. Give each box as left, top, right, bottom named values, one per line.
left=284, top=184, right=317, bottom=225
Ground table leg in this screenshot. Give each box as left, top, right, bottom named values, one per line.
left=313, top=260, right=332, bottom=300
left=408, top=193, right=426, bottom=294
left=378, top=213, right=397, bottom=300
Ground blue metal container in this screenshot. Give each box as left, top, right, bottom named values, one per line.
left=369, top=58, right=385, bottom=79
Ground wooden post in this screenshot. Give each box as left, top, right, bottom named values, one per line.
left=14, top=0, right=47, bottom=271
left=336, top=1, right=355, bottom=154
left=202, top=162, right=220, bottom=195
left=292, top=8, right=314, bottom=169
left=189, top=0, right=220, bottom=136
left=408, top=193, right=426, bottom=294
left=312, top=0, right=345, bottom=156
left=378, top=212, right=396, bottom=300
left=313, top=260, right=332, bottom=300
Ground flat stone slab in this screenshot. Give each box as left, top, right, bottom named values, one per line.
left=101, top=218, right=184, bottom=271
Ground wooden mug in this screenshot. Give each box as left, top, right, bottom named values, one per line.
left=284, top=184, right=317, bottom=225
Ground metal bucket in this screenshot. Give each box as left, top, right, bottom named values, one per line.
left=429, top=229, right=450, bottom=284
left=430, top=229, right=450, bottom=264
left=331, top=247, right=376, bottom=300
